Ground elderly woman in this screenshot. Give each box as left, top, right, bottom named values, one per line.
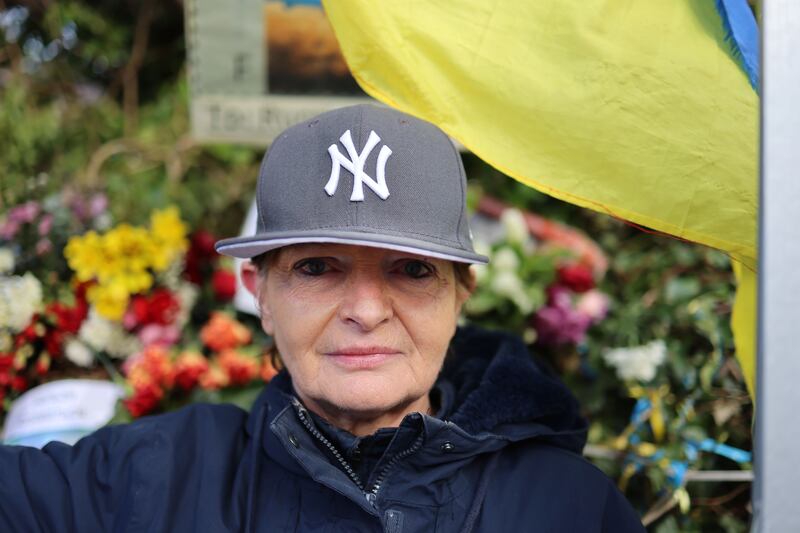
left=0, top=105, right=644, bottom=532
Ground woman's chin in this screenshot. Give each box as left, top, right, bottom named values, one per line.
left=317, top=371, right=418, bottom=416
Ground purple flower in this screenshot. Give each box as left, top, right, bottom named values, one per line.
left=533, top=284, right=593, bottom=346
left=533, top=304, right=592, bottom=346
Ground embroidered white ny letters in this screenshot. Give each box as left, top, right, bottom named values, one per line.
left=325, top=130, right=392, bottom=201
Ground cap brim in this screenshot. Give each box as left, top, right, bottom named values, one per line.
left=215, top=230, right=489, bottom=265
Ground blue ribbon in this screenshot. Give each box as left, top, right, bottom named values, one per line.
left=715, top=0, right=760, bottom=92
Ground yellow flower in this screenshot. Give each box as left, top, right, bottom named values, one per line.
left=149, top=207, right=188, bottom=271
left=88, top=283, right=130, bottom=321
left=115, top=271, right=153, bottom=294
left=65, top=231, right=104, bottom=281
left=104, top=224, right=155, bottom=273
left=65, top=207, right=189, bottom=320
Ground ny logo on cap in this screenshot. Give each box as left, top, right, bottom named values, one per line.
left=325, top=130, right=392, bottom=202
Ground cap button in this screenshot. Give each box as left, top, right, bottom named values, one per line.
left=440, top=441, right=455, bottom=453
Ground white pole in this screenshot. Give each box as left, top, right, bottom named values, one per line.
left=753, top=0, right=800, bottom=530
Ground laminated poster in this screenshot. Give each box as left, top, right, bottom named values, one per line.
left=2, top=380, right=124, bottom=448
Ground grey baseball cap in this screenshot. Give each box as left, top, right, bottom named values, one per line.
left=215, top=104, right=488, bottom=264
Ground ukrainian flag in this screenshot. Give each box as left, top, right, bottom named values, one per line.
left=323, top=0, right=759, bottom=394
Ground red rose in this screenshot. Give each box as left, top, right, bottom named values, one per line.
left=556, top=264, right=595, bottom=293
left=130, top=295, right=151, bottom=325
left=15, top=318, right=44, bottom=348
left=130, top=289, right=180, bottom=326
left=148, top=289, right=180, bottom=325
left=123, top=381, right=164, bottom=418
left=11, top=375, right=28, bottom=392
left=36, top=354, right=50, bottom=375
left=212, top=269, right=237, bottom=301
left=184, top=230, right=219, bottom=284
left=47, top=302, right=87, bottom=334
left=191, top=230, right=217, bottom=258
left=44, top=330, right=64, bottom=357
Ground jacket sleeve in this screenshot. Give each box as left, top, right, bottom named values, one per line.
left=601, top=478, right=646, bottom=533
left=0, top=422, right=167, bottom=533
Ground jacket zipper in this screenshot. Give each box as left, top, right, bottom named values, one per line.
left=292, top=399, right=424, bottom=506
left=293, top=399, right=366, bottom=491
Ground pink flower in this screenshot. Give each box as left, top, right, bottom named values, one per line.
left=10, top=201, right=40, bottom=223
left=137, top=323, right=180, bottom=347
left=576, top=290, right=610, bottom=324
left=89, top=193, right=108, bottom=217
left=0, top=219, right=20, bottom=240
left=35, top=239, right=52, bottom=255
left=37, top=214, right=53, bottom=236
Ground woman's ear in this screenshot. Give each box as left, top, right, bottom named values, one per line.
left=240, top=261, right=274, bottom=334
left=455, top=266, right=476, bottom=311
left=240, top=260, right=260, bottom=297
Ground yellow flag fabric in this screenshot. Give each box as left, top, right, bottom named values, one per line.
left=324, top=0, right=758, bottom=392
left=732, top=257, right=757, bottom=396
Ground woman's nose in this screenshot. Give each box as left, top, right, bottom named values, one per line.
left=338, top=269, right=393, bottom=331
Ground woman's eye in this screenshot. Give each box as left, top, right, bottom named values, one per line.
left=294, top=258, right=330, bottom=276
left=401, top=260, right=434, bottom=279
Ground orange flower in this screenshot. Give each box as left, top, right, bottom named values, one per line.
left=260, top=354, right=278, bottom=382
left=199, top=313, right=252, bottom=352
left=126, top=345, right=174, bottom=389
left=198, top=364, right=229, bottom=390
left=173, top=351, right=209, bottom=391
left=217, top=349, right=260, bottom=386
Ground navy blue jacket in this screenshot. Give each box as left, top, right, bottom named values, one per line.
left=0, top=327, right=644, bottom=532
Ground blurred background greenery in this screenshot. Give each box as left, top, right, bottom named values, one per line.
left=0, top=2, right=752, bottom=531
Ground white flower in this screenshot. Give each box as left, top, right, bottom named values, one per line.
left=492, top=246, right=520, bottom=273
left=0, top=248, right=14, bottom=274
left=160, top=257, right=186, bottom=291
left=0, top=331, right=12, bottom=352
left=472, top=264, right=489, bottom=284
left=490, top=270, right=534, bottom=313
left=174, top=282, right=198, bottom=328
left=603, top=340, right=668, bottom=382
left=0, top=272, right=43, bottom=332
left=500, top=208, right=530, bottom=244
left=65, top=339, right=94, bottom=367
left=106, top=331, right=141, bottom=359
left=79, top=310, right=141, bottom=359
left=473, top=238, right=491, bottom=258
left=94, top=212, right=112, bottom=231
left=79, top=310, right=114, bottom=351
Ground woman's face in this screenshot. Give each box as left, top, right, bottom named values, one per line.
left=246, top=243, right=470, bottom=420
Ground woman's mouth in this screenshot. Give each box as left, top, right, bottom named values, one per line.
left=324, top=346, right=402, bottom=369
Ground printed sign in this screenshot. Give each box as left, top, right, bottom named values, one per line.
left=185, top=0, right=372, bottom=145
